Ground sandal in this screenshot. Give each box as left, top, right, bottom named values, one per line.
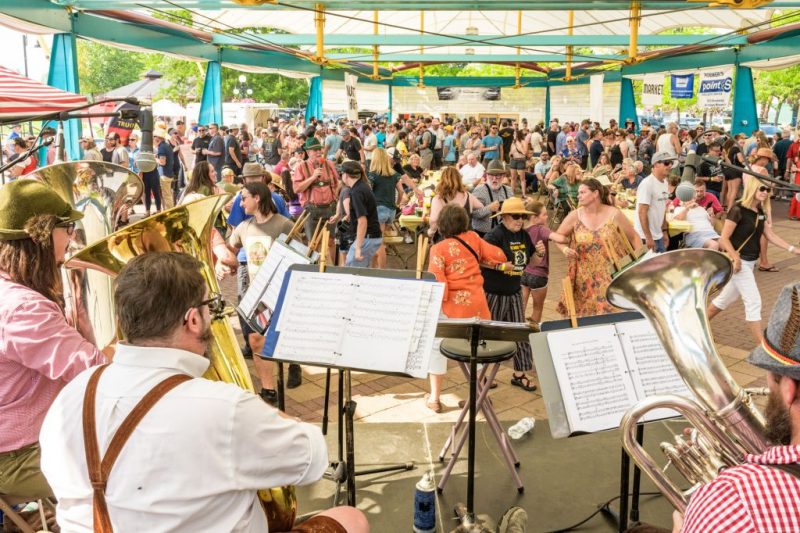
left=481, top=377, right=498, bottom=390
left=425, top=396, right=442, bottom=413
left=758, top=265, right=780, bottom=272
left=510, top=373, right=537, bottom=392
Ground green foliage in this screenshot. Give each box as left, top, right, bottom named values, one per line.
left=220, top=69, right=308, bottom=107
left=76, top=40, right=146, bottom=97
left=398, top=63, right=537, bottom=78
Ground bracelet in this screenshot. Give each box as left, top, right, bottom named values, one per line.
left=496, top=263, right=507, bottom=271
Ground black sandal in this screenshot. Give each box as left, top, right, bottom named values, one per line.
left=510, top=373, right=537, bottom=392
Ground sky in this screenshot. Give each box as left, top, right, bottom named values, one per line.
left=0, top=26, right=52, bottom=82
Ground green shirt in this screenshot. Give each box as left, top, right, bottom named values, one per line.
left=368, top=171, right=401, bottom=209
left=552, top=175, right=579, bottom=205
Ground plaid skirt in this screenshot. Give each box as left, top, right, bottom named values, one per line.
left=486, top=291, right=533, bottom=372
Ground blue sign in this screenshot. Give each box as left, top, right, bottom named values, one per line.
left=670, top=74, right=694, bottom=99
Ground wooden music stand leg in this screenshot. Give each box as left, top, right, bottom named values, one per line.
left=561, top=277, right=578, bottom=328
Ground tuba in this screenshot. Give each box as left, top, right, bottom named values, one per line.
left=25, top=160, right=144, bottom=348
left=64, top=195, right=297, bottom=531
left=606, top=248, right=769, bottom=512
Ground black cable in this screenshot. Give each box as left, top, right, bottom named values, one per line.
left=545, top=491, right=662, bottom=533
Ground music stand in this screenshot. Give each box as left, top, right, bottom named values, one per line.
left=435, top=319, right=537, bottom=526
left=262, top=264, right=440, bottom=506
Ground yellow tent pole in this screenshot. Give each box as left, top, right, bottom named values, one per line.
left=418, top=11, right=425, bottom=87
left=515, top=10, right=522, bottom=88
left=314, top=3, right=325, bottom=64
left=629, top=0, right=640, bottom=62
left=372, top=10, right=380, bottom=79
left=566, top=10, right=574, bottom=81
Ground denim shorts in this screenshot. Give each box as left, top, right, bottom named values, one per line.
left=345, top=237, right=383, bottom=267
left=509, top=158, right=527, bottom=170
left=376, top=205, right=396, bottom=225
left=521, top=272, right=548, bottom=289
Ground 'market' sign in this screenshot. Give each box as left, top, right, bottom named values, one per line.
left=641, top=74, right=664, bottom=106
left=697, top=68, right=733, bottom=109
left=345, top=73, right=359, bottom=121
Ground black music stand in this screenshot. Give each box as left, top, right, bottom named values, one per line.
left=262, top=264, right=440, bottom=506
left=435, top=319, right=536, bottom=527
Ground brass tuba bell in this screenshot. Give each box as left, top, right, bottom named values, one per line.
left=607, top=248, right=769, bottom=511
left=65, top=194, right=297, bottom=530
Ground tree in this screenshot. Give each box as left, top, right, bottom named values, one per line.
left=76, top=40, right=146, bottom=97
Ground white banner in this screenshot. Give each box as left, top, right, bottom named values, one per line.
left=641, top=74, right=664, bottom=107
left=697, top=68, right=733, bottom=109
left=344, top=73, right=358, bottom=120
left=589, top=74, right=605, bottom=124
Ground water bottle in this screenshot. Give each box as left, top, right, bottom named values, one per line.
left=508, top=417, right=535, bottom=440
left=413, top=471, right=436, bottom=533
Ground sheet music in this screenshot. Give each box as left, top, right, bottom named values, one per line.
left=273, top=272, right=354, bottom=363
left=271, top=270, right=444, bottom=377
left=547, top=325, right=639, bottom=434
left=616, top=319, right=694, bottom=421
left=238, top=239, right=311, bottom=319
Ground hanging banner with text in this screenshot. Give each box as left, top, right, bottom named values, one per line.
left=697, top=68, right=733, bottom=109
left=641, top=74, right=664, bottom=107
left=344, top=73, right=359, bottom=121
left=670, top=74, right=694, bottom=99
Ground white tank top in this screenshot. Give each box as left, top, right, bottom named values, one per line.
left=656, top=133, right=677, bottom=156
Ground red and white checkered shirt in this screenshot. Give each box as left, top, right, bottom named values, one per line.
left=682, top=445, right=800, bottom=532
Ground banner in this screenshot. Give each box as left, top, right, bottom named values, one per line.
left=641, top=74, right=664, bottom=107
left=697, top=68, right=733, bottom=109
left=670, top=74, right=694, bottom=99
left=589, top=74, right=604, bottom=124
left=106, top=102, right=140, bottom=144
left=435, top=87, right=501, bottom=101
left=344, top=73, right=358, bottom=120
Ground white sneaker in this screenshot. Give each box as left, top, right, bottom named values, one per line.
left=404, top=233, right=414, bottom=244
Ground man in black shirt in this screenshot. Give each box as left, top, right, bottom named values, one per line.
left=191, top=125, right=210, bottom=165
left=100, top=132, right=120, bottom=163
left=698, top=141, right=724, bottom=199
left=546, top=120, right=560, bottom=156
left=340, top=160, right=382, bottom=267
left=588, top=128, right=604, bottom=168
left=261, top=126, right=282, bottom=167
left=339, top=129, right=364, bottom=164
left=498, top=120, right=515, bottom=162
left=224, top=125, right=243, bottom=176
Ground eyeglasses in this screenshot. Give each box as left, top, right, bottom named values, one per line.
left=758, top=186, right=772, bottom=193
left=56, top=221, right=76, bottom=236
left=105, top=137, right=116, bottom=141
left=507, top=214, right=527, bottom=220
left=183, top=292, right=224, bottom=324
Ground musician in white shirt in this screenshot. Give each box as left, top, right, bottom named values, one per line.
left=40, top=252, right=368, bottom=533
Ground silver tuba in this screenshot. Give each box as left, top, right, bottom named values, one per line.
left=23, top=159, right=143, bottom=348
left=606, top=249, right=769, bottom=512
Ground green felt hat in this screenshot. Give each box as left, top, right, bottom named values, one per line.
left=0, top=179, right=83, bottom=240
left=303, top=137, right=323, bottom=151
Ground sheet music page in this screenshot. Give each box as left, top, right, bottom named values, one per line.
left=405, top=283, right=445, bottom=378
left=273, top=272, right=354, bottom=364
left=547, top=325, right=639, bottom=434
left=261, top=244, right=311, bottom=315
left=338, top=277, right=424, bottom=373
left=615, top=319, right=694, bottom=421
left=239, top=244, right=283, bottom=317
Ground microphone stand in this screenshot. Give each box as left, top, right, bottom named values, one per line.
left=0, top=138, right=53, bottom=176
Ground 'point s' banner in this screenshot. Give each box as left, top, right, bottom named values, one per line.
left=697, top=68, right=733, bottom=109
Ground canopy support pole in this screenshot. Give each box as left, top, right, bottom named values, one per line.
left=199, top=52, right=223, bottom=126
left=47, top=29, right=82, bottom=161
left=629, top=0, right=640, bottom=62
left=566, top=11, right=574, bottom=81
left=305, top=73, right=323, bottom=123
left=619, top=77, right=638, bottom=131
left=732, top=61, right=759, bottom=136
left=515, top=10, right=522, bottom=88
left=545, top=82, right=551, bottom=126
left=372, top=10, right=380, bottom=80
left=418, top=11, right=425, bottom=88
left=315, top=3, right=326, bottom=64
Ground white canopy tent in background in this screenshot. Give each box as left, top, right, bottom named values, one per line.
left=153, top=99, right=187, bottom=118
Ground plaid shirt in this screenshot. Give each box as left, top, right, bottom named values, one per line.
left=683, top=445, right=800, bottom=532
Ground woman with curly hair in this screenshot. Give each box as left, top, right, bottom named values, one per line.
left=427, top=166, right=484, bottom=240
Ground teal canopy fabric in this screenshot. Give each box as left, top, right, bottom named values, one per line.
left=199, top=61, right=222, bottom=126
left=732, top=65, right=758, bottom=136
left=305, top=76, right=323, bottom=122
left=544, top=85, right=551, bottom=126
left=47, top=33, right=82, bottom=161
left=618, top=77, right=638, bottom=131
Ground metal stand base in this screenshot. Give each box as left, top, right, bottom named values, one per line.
left=600, top=423, right=644, bottom=532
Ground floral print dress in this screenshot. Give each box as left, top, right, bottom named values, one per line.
left=557, top=210, right=629, bottom=318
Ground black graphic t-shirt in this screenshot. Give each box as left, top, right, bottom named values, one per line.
left=481, top=224, right=533, bottom=295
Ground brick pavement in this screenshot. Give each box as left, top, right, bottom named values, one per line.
left=225, top=200, right=799, bottom=425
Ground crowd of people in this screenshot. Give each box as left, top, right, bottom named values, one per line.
left=3, top=108, right=800, bottom=533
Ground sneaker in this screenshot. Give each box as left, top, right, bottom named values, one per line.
left=241, top=345, right=253, bottom=360
left=496, top=506, right=527, bottom=533
left=287, top=363, right=302, bottom=389
left=404, top=233, right=414, bottom=244
left=259, top=388, right=278, bottom=406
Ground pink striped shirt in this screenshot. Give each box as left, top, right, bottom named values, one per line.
left=0, top=274, right=104, bottom=453
left=683, top=445, right=800, bottom=532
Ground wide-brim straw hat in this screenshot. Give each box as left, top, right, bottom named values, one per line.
left=755, top=147, right=775, bottom=160
left=492, top=196, right=534, bottom=218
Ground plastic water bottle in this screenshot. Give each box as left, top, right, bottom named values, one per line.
left=508, top=417, right=535, bottom=440
left=413, top=471, right=436, bottom=533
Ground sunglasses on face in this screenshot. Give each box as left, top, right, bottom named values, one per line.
left=507, top=214, right=526, bottom=221
left=659, top=161, right=674, bottom=166
left=758, top=186, right=772, bottom=193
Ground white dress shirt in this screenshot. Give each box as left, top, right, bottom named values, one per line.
left=40, top=344, right=328, bottom=533
left=459, top=162, right=485, bottom=186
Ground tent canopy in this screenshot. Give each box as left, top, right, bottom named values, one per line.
left=0, top=64, right=86, bottom=121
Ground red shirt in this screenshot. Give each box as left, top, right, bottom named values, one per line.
left=670, top=191, right=722, bottom=215
left=682, top=445, right=800, bottom=532
left=787, top=141, right=800, bottom=176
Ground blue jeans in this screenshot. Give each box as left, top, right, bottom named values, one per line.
left=376, top=205, right=395, bottom=225
left=345, top=237, right=383, bottom=267
left=654, top=237, right=667, bottom=253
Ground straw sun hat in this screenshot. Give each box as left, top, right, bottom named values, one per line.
left=492, top=197, right=533, bottom=218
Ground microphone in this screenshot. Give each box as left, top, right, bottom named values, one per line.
left=676, top=151, right=699, bottom=203
left=135, top=107, right=157, bottom=173
left=123, top=97, right=140, bottom=105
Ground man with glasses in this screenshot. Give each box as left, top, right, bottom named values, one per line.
left=191, top=126, right=210, bottom=167
left=127, top=134, right=140, bottom=174
left=481, top=124, right=503, bottom=163
left=698, top=141, right=725, bottom=199
left=204, top=123, right=225, bottom=177
left=634, top=151, right=675, bottom=253
left=101, top=132, right=129, bottom=168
